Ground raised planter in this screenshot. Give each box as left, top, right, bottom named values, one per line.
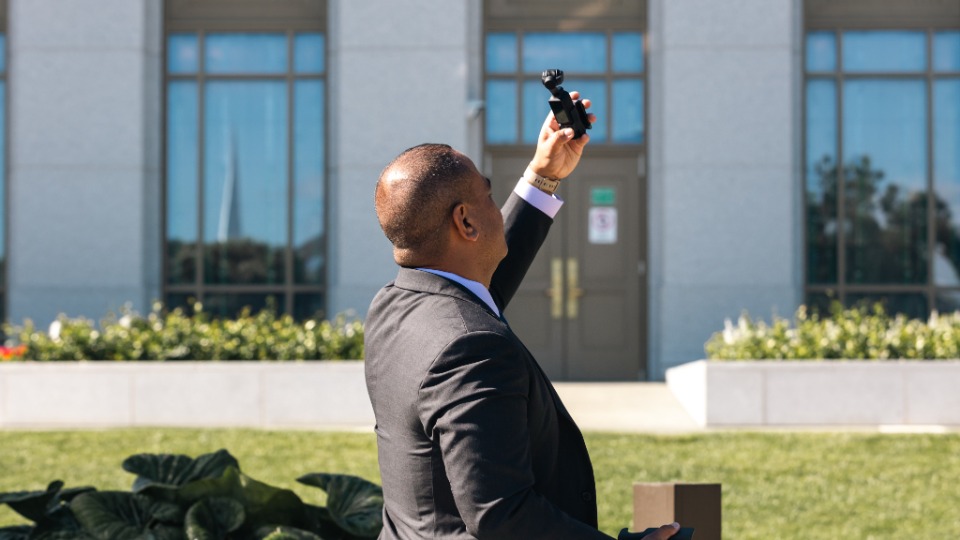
left=666, top=360, right=960, bottom=428
left=0, top=362, right=373, bottom=429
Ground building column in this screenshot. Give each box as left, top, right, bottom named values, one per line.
left=647, top=0, right=804, bottom=378
left=326, top=0, right=481, bottom=317
left=7, top=0, right=162, bottom=325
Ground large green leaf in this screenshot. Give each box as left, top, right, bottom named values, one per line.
left=296, top=475, right=382, bottom=539
left=123, top=449, right=240, bottom=498
left=0, top=525, right=32, bottom=540
left=29, top=506, right=91, bottom=540
left=183, top=497, right=245, bottom=540
left=0, top=481, right=64, bottom=522
left=69, top=491, right=184, bottom=540
left=254, top=526, right=323, bottom=540
left=178, top=467, right=305, bottom=528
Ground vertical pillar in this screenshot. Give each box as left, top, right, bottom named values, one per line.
left=647, top=0, right=804, bottom=377
left=327, top=0, right=481, bottom=316
left=8, top=0, right=162, bottom=325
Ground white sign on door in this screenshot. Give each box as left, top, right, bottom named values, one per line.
left=588, top=207, right=617, bottom=244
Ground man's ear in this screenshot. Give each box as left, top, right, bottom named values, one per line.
left=451, top=203, right=479, bottom=241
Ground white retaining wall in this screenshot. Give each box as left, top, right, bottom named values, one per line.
left=0, top=362, right=373, bottom=429
left=667, top=360, right=960, bottom=427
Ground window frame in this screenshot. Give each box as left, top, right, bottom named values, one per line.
left=162, top=5, right=328, bottom=320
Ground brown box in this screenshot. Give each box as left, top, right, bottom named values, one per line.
left=632, top=483, right=721, bottom=540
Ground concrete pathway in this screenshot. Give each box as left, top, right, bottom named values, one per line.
left=554, top=382, right=701, bottom=433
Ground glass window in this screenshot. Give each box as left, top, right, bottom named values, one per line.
left=486, top=33, right=517, bottom=73
left=805, top=79, right=838, bottom=284
left=0, top=32, right=6, bottom=317
left=612, top=32, right=643, bottom=72
left=934, top=80, right=960, bottom=285
left=486, top=31, right=643, bottom=145
left=522, top=32, right=606, bottom=74
left=806, top=32, right=836, bottom=72
left=166, top=30, right=326, bottom=319
left=805, top=28, right=960, bottom=319
left=843, top=80, right=927, bottom=284
left=843, top=31, right=926, bottom=73
left=205, top=33, right=288, bottom=74
left=934, top=31, right=960, bottom=72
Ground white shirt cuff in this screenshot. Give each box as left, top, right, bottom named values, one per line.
left=513, top=178, right=564, bottom=219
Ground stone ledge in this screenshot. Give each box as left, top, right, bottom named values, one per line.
left=0, top=362, right=373, bottom=429
left=666, top=360, right=960, bottom=427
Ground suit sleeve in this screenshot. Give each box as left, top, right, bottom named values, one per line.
left=490, top=192, right=553, bottom=311
left=418, top=332, right=613, bottom=540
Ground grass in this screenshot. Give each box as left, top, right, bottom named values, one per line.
left=1, top=429, right=958, bottom=539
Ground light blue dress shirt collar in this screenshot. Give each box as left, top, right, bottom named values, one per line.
left=415, top=268, right=501, bottom=318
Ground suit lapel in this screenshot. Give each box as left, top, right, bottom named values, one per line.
left=393, top=268, right=503, bottom=323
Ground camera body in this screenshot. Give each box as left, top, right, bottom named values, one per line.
left=541, top=69, right=592, bottom=139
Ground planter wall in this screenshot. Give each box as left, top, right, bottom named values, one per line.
left=666, top=360, right=960, bottom=427
left=0, top=362, right=373, bottom=429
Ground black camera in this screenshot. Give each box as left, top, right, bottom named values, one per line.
left=541, top=69, right=592, bottom=139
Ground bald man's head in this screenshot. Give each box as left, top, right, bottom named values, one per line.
left=375, top=144, right=477, bottom=266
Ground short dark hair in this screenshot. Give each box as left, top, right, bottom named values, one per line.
left=375, top=144, right=475, bottom=265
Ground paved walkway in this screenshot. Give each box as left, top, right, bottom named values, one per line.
left=554, top=382, right=701, bottom=433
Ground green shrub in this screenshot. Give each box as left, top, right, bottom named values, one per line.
left=0, top=449, right=383, bottom=540
left=2, top=302, right=364, bottom=361
left=705, top=302, right=960, bottom=360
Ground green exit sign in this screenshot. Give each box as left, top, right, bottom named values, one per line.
left=591, top=187, right=616, bottom=206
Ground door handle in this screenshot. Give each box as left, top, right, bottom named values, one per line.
left=545, top=258, right=563, bottom=319
left=566, top=258, right=584, bottom=319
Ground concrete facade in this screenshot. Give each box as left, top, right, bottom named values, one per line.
left=8, top=0, right=163, bottom=326
left=0, top=0, right=829, bottom=380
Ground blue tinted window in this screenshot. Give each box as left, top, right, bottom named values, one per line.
left=805, top=80, right=838, bottom=284
left=806, top=32, right=836, bottom=72
left=934, top=32, right=960, bottom=72
left=166, top=81, right=199, bottom=284
left=206, top=33, right=287, bottom=74
left=612, top=32, right=643, bottom=72
left=0, top=34, right=6, bottom=73
left=934, top=80, right=960, bottom=285
left=843, top=31, right=926, bottom=72
left=203, top=81, right=288, bottom=284
left=523, top=33, right=606, bottom=74
left=612, top=79, right=643, bottom=142
left=294, top=80, right=325, bottom=284
left=487, top=33, right=517, bottom=73
left=843, top=79, right=927, bottom=283
left=168, top=34, right=199, bottom=74
left=0, top=81, right=5, bottom=265
left=486, top=80, right=518, bottom=143
left=294, top=33, right=325, bottom=73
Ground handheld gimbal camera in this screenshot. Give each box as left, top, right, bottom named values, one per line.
left=541, top=69, right=592, bottom=139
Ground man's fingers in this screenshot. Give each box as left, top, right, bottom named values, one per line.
left=648, top=522, right=680, bottom=540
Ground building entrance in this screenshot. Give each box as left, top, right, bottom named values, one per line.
left=489, top=150, right=646, bottom=380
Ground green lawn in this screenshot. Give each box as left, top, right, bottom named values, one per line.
left=1, top=429, right=958, bottom=539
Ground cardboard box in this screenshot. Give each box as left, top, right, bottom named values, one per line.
left=632, top=483, right=721, bottom=540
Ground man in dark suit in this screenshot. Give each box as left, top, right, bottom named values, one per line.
left=365, top=95, right=681, bottom=539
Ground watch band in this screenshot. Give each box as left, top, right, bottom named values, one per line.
left=523, top=167, right=561, bottom=195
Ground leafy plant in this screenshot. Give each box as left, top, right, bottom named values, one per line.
left=2, top=302, right=364, bottom=361
left=0, top=450, right=383, bottom=540
left=705, top=301, right=960, bottom=360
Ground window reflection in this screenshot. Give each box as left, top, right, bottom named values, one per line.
left=486, top=31, right=643, bottom=145
left=934, top=32, right=960, bottom=72
left=806, top=80, right=838, bottom=284
left=934, top=80, right=960, bottom=286
left=843, top=31, right=926, bottom=72
left=165, top=31, right=325, bottom=318
left=522, top=32, right=606, bottom=74
left=843, top=79, right=927, bottom=284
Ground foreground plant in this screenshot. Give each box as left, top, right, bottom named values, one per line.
left=0, top=449, right=383, bottom=539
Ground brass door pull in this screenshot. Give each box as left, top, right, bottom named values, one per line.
left=546, top=258, right=563, bottom=319
left=566, top=258, right=584, bottom=319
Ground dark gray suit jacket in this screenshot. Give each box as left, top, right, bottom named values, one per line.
left=365, top=193, right=612, bottom=539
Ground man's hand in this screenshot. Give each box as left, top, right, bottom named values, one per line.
left=643, top=523, right=683, bottom=539
left=527, top=90, right=596, bottom=180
